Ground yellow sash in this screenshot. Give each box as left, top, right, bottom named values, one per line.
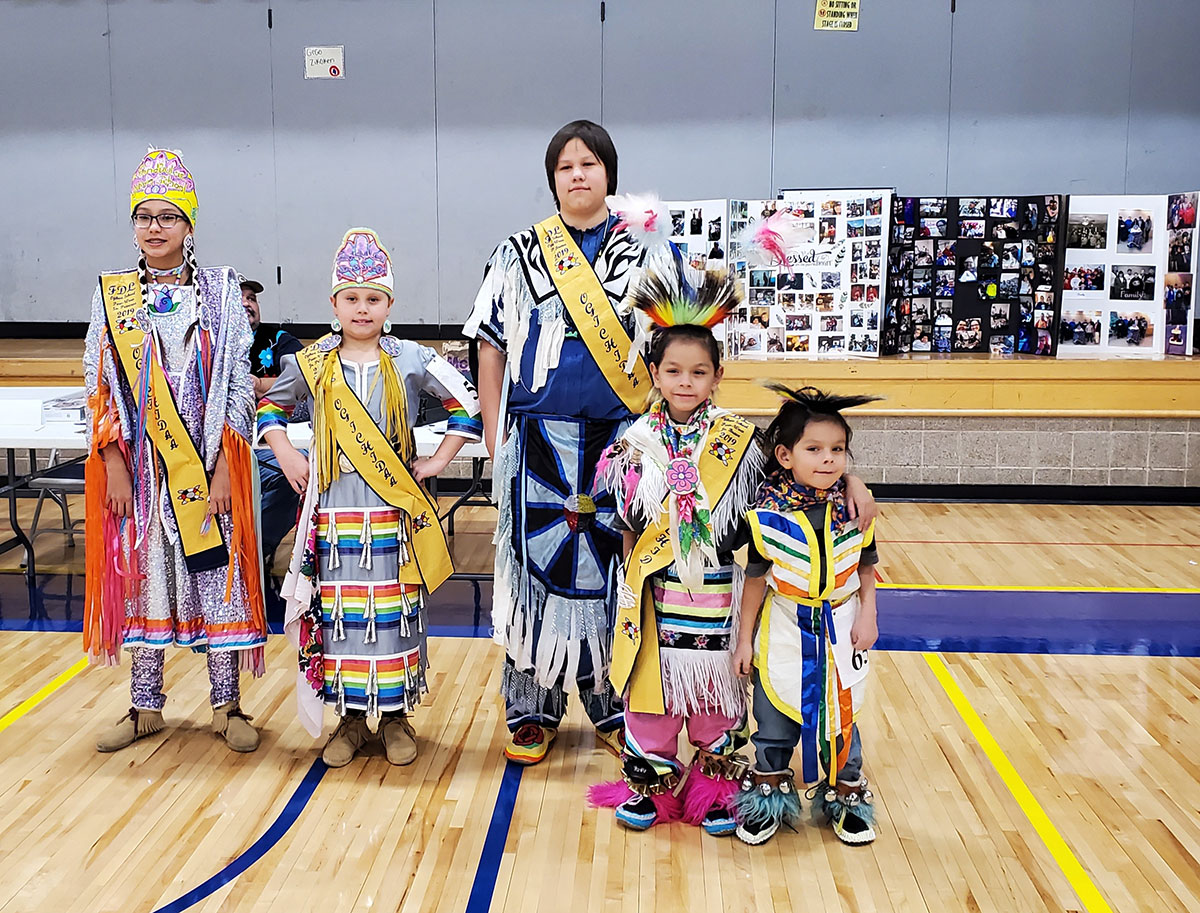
left=100, top=270, right=227, bottom=572
left=534, top=214, right=650, bottom=413
left=295, top=341, right=454, bottom=592
left=609, top=413, right=757, bottom=713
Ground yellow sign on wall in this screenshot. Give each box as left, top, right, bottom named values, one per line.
left=814, top=0, right=860, bottom=31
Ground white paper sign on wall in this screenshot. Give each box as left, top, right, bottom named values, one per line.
left=304, top=46, right=345, bottom=79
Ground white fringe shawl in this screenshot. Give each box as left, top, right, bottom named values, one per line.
left=464, top=242, right=563, bottom=392
left=467, top=231, right=680, bottom=394
left=598, top=409, right=768, bottom=548
left=595, top=418, right=668, bottom=531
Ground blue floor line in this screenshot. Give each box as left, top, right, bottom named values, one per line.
left=465, top=762, right=524, bottom=913
left=875, top=588, right=1200, bottom=657
left=151, top=758, right=327, bottom=913
left=150, top=752, right=524, bottom=913
left=878, top=634, right=1200, bottom=657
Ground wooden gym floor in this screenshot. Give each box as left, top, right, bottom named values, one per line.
left=1, top=501, right=1198, bottom=912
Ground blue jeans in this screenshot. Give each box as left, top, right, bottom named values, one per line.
left=750, top=670, right=863, bottom=782
left=256, top=447, right=305, bottom=566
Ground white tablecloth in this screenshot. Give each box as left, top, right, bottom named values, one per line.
left=0, top=385, right=489, bottom=459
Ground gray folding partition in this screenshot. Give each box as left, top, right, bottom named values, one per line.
left=2, top=0, right=1198, bottom=328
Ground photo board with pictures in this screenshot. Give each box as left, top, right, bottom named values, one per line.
left=727, top=190, right=891, bottom=359
left=1164, top=192, right=1198, bottom=355
left=664, top=199, right=728, bottom=271
left=664, top=198, right=729, bottom=349
left=1059, top=194, right=1180, bottom=357
left=884, top=195, right=1065, bottom=356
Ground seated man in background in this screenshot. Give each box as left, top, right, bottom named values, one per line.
left=240, top=274, right=305, bottom=579
left=243, top=275, right=303, bottom=397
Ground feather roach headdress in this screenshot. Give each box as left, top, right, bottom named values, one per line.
left=628, top=260, right=743, bottom=330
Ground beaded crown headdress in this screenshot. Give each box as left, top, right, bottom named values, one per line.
left=331, top=227, right=394, bottom=298
left=129, top=148, right=198, bottom=225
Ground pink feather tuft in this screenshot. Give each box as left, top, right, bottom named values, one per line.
left=607, top=193, right=671, bottom=248
left=737, top=210, right=806, bottom=270
left=680, top=768, right=740, bottom=825
left=621, top=465, right=641, bottom=517
left=594, top=450, right=613, bottom=485
left=650, top=790, right=685, bottom=823
left=756, top=225, right=789, bottom=266
left=587, top=780, right=684, bottom=823
left=588, top=780, right=634, bottom=808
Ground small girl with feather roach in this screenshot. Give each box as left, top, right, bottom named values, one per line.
left=586, top=204, right=876, bottom=834
left=732, top=385, right=882, bottom=848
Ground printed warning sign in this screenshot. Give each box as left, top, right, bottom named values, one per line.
left=814, top=0, right=860, bottom=31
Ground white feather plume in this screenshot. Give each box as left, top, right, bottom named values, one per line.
left=607, top=193, right=671, bottom=248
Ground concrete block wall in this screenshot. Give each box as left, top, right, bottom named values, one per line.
left=842, top=416, right=1200, bottom=487
left=12, top=418, right=1200, bottom=489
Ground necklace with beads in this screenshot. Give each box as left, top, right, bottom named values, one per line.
left=147, top=262, right=188, bottom=314
left=148, top=262, right=186, bottom=282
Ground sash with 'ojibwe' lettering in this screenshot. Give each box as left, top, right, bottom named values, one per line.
left=534, top=214, right=650, bottom=414
left=100, top=270, right=227, bottom=572
left=609, top=413, right=757, bottom=713
left=295, top=341, right=454, bottom=593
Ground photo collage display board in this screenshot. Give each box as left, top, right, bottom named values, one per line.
left=665, top=198, right=729, bottom=347
left=885, top=196, right=1065, bottom=356
left=1165, top=192, right=1198, bottom=355
left=1060, top=195, right=1173, bottom=357
left=727, top=190, right=891, bottom=358
left=665, top=199, right=728, bottom=272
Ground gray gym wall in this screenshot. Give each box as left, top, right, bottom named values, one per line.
left=1, top=0, right=1197, bottom=329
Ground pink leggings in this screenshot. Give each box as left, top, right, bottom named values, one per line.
left=624, top=708, right=741, bottom=775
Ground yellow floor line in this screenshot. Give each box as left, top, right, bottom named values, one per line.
left=0, top=657, right=88, bottom=734
left=924, top=652, right=1114, bottom=913
left=883, top=582, right=1200, bottom=594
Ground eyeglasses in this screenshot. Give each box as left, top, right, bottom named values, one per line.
left=132, top=212, right=186, bottom=229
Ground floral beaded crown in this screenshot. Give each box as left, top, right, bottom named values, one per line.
left=331, top=228, right=394, bottom=298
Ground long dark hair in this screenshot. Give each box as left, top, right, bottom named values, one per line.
left=544, top=120, right=618, bottom=207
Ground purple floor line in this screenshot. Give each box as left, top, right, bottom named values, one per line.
left=2, top=575, right=1198, bottom=656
